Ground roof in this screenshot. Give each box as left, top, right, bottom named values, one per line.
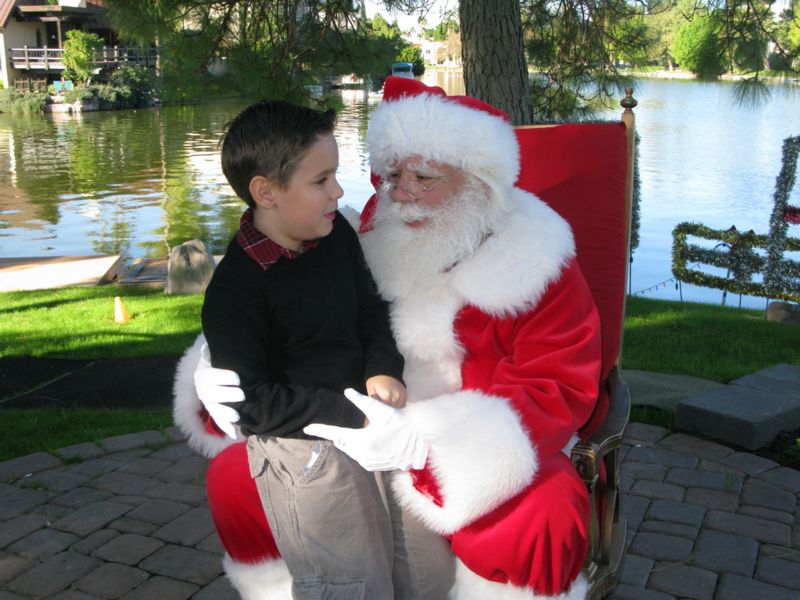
left=1, top=1, right=107, bottom=29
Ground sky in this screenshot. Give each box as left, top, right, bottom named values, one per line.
left=363, top=0, right=454, bottom=31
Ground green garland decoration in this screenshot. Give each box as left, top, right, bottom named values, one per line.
left=764, top=136, right=800, bottom=298
left=672, top=134, right=800, bottom=303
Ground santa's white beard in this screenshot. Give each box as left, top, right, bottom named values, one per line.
left=361, top=177, right=502, bottom=301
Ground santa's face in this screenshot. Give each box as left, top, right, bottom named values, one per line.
left=383, top=156, right=468, bottom=228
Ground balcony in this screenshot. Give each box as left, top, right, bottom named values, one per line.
left=10, top=47, right=159, bottom=72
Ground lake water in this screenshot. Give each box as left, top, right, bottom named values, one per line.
left=1, top=73, right=799, bottom=308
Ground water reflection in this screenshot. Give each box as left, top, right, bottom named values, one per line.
left=0, top=75, right=798, bottom=309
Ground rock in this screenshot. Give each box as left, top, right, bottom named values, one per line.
left=765, top=301, right=800, bottom=326
left=165, top=240, right=215, bottom=295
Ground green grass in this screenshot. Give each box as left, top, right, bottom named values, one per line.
left=1, top=288, right=798, bottom=459
left=621, top=296, right=799, bottom=383
left=0, top=408, right=172, bottom=461
left=0, top=286, right=202, bottom=359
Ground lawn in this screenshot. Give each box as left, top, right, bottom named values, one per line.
left=1, top=287, right=798, bottom=460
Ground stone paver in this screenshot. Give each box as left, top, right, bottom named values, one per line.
left=1, top=384, right=799, bottom=599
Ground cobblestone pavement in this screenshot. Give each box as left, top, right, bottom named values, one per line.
left=1, top=423, right=799, bottom=599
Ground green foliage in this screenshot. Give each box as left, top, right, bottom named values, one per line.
left=0, top=286, right=202, bottom=359
left=0, top=88, right=47, bottom=113
left=63, top=84, right=95, bottom=104
left=424, top=16, right=459, bottom=41
left=672, top=13, right=725, bottom=78
left=0, top=409, right=172, bottom=461
left=63, top=30, right=104, bottom=83
left=397, top=45, right=425, bottom=75
left=623, top=296, right=800, bottom=382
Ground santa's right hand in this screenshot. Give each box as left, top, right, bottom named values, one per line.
left=194, top=343, right=243, bottom=440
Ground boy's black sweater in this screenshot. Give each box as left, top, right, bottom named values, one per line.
left=201, top=212, right=404, bottom=438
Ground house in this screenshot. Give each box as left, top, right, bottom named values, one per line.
left=0, top=0, right=154, bottom=91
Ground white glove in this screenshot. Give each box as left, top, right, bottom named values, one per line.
left=194, top=343, right=243, bottom=440
left=304, top=388, right=428, bottom=471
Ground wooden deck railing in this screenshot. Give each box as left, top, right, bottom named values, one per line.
left=10, top=47, right=159, bottom=71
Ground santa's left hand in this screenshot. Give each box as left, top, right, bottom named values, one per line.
left=304, top=388, right=427, bottom=471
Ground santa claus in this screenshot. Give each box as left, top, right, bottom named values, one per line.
left=174, top=77, right=603, bottom=600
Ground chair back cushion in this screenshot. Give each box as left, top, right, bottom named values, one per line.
left=514, top=123, right=629, bottom=435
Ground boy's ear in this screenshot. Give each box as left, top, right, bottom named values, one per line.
left=249, top=175, right=277, bottom=209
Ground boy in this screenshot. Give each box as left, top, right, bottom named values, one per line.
left=202, top=99, right=408, bottom=598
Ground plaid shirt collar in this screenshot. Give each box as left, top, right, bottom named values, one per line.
left=236, top=208, right=321, bottom=270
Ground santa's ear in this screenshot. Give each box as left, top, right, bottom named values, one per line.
left=249, top=175, right=277, bottom=209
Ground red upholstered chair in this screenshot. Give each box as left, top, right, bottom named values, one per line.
left=514, top=92, right=636, bottom=599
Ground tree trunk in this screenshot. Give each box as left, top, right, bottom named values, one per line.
left=459, top=0, right=531, bottom=124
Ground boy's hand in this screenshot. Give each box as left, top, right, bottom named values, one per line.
left=366, top=375, right=407, bottom=409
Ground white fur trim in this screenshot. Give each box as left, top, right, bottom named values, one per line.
left=448, top=188, right=574, bottom=317
left=172, top=334, right=238, bottom=459
left=338, top=205, right=361, bottom=230
left=366, top=92, right=520, bottom=188
left=449, top=559, right=589, bottom=600
left=223, top=555, right=292, bottom=600
left=392, top=390, right=537, bottom=534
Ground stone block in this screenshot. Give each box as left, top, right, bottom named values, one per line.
left=628, top=531, right=693, bottom=562
left=71, top=529, right=119, bottom=555
left=716, top=573, right=798, bottom=600
left=759, top=466, right=800, bottom=493
left=0, top=488, right=48, bottom=520
left=705, top=510, right=791, bottom=545
left=8, top=528, right=79, bottom=559
left=624, top=423, right=670, bottom=445
left=692, top=530, right=758, bottom=576
left=100, top=431, right=166, bottom=453
left=665, top=467, right=743, bottom=493
left=0, top=514, right=46, bottom=548
left=719, top=452, right=778, bottom=476
left=148, top=443, right=195, bottom=461
left=118, top=458, right=171, bottom=477
left=109, top=518, right=158, bottom=535
left=73, top=562, right=149, bottom=598
left=646, top=498, right=705, bottom=527
left=165, top=239, right=215, bottom=295
left=92, top=472, right=160, bottom=496
left=126, top=499, right=193, bottom=525
left=0, top=552, right=33, bottom=584
left=766, top=302, right=800, bottom=325
left=50, top=487, right=113, bottom=509
left=193, top=575, right=240, bottom=600
left=618, top=554, right=653, bottom=587
left=741, top=478, right=796, bottom=512
left=625, top=446, right=698, bottom=468
left=55, top=443, right=104, bottom=461
left=52, top=501, right=133, bottom=537
left=684, top=488, right=739, bottom=512
left=648, top=563, right=717, bottom=600
left=738, top=505, right=793, bottom=524
left=629, top=480, right=685, bottom=502
left=66, top=458, right=123, bottom=477
left=93, top=533, right=164, bottom=565
left=0, top=453, right=62, bottom=483
left=19, top=469, right=89, bottom=493
left=756, top=554, right=800, bottom=590
left=144, top=482, right=207, bottom=505
left=658, top=433, right=734, bottom=461
left=7, top=551, right=101, bottom=598
left=676, top=385, right=800, bottom=450
left=620, top=494, right=650, bottom=531
left=608, top=583, right=674, bottom=599
left=155, top=456, right=207, bottom=484
left=152, top=507, right=215, bottom=546
left=119, top=575, right=198, bottom=600
left=732, top=364, right=800, bottom=397
left=621, top=461, right=667, bottom=482
left=638, top=520, right=698, bottom=539
left=139, top=544, right=223, bottom=585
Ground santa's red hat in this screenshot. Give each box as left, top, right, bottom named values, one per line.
left=366, top=77, right=521, bottom=188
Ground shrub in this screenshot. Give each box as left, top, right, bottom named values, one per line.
left=0, top=88, right=47, bottom=113
left=63, top=84, right=95, bottom=104
left=63, top=30, right=103, bottom=83
left=109, top=65, right=158, bottom=107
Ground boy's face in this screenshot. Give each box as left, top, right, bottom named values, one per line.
left=255, top=133, right=342, bottom=251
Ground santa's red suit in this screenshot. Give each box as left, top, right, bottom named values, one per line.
left=173, top=78, right=602, bottom=600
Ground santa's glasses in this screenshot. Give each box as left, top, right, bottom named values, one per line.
left=386, top=173, right=450, bottom=199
